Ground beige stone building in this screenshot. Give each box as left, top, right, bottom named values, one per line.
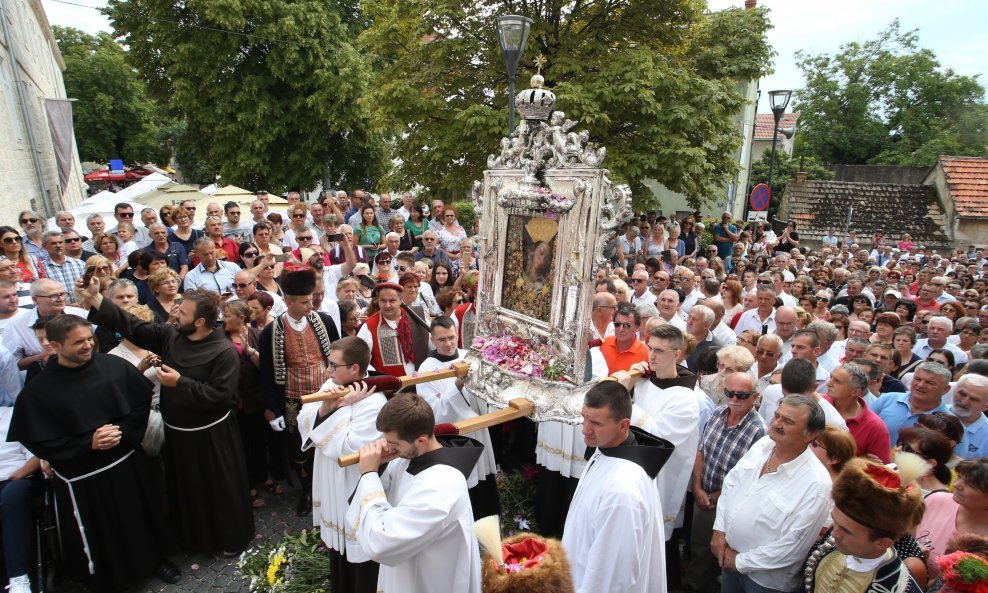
left=0, top=0, right=85, bottom=225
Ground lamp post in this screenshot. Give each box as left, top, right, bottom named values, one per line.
left=494, top=15, right=533, bottom=134
left=765, top=89, right=792, bottom=217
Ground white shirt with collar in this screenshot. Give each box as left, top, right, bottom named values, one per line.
left=183, top=259, right=240, bottom=295
left=712, top=321, right=735, bottom=347
left=913, top=338, right=968, bottom=366
left=733, top=308, right=776, bottom=337
left=0, top=406, right=33, bottom=480
left=630, top=290, right=656, bottom=307
left=713, top=435, right=832, bottom=592
left=681, top=288, right=703, bottom=315
left=758, top=384, right=843, bottom=429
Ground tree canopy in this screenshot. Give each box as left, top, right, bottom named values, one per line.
left=793, top=20, right=987, bottom=166
left=104, top=0, right=387, bottom=192
left=55, top=26, right=162, bottom=164
left=358, top=0, right=774, bottom=207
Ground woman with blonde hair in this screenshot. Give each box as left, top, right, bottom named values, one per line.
left=612, top=278, right=631, bottom=302
left=708, top=345, right=755, bottom=404
left=147, top=267, right=182, bottom=323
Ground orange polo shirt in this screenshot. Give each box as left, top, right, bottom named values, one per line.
left=599, top=335, right=649, bottom=374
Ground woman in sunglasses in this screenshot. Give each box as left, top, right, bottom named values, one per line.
left=238, top=242, right=262, bottom=270
left=0, top=226, right=43, bottom=282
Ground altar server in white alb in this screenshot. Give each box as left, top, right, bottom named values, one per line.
left=622, top=323, right=701, bottom=538
left=297, top=336, right=386, bottom=593
left=562, top=380, right=673, bottom=593
left=415, top=315, right=499, bottom=518
left=346, top=393, right=482, bottom=593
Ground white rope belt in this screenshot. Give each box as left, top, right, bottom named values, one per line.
left=163, top=409, right=231, bottom=432
left=53, top=449, right=136, bottom=575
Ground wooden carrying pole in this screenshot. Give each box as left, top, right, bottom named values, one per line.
left=299, top=361, right=471, bottom=405
left=337, top=398, right=535, bottom=468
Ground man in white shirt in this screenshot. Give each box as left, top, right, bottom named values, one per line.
left=773, top=306, right=799, bottom=364
left=759, top=357, right=846, bottom=430
left=655, top=289, right=687, bottom=331
left=712, top=393, right=832, bottom=593
left=750, top=334, right=783, bottom=395
left=914, top=316, right=968, bottom=366
left=678, top=269, right=703, bottom=315
left=182, top=238, right=240, bottom=295
left=589, top=291, right=616, bottom=341
left=734, top=285, right=777, bottom=337
left=629, top=269, right=656, bottom=307
left=226, top=270, right=287, bottom=317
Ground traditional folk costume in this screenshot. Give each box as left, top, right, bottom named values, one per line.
left=346, top=435, right=484, bottom=593
left=803, top=457, right=926, bottom=593
left=562, top=427, right=674, bottom=593
left=357, top=284, right=430, bottom=377
left=298, top=374, right=386, bottom=593
left=259, top=270, right=340, bottom=510
left=416, top=348, right=499, bottom=518
left=8, top=353, right=173, bottom=592
left=629, top=366, right=701, bottom=538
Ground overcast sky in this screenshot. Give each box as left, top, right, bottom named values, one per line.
left=44, top=0, right=987, bottom=114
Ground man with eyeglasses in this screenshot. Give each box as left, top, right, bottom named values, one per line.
left=227, top=270, right=287, bottom=317
left=114, top=203, right=150, bottom=246
left=297, top=336, right=384, bottom=592
left=414, top=230, right=452, bottom=269
left=618, top=323, right=700, bottom=546
left=2, top=279, right=86, bottom=372
left=222, top=201, right=253, bottom=242
left=41, top=231, right=85, bottom=303
left=258, top=269, right=341, bottom=516
left=17, top=210, right=46, bottom=262
left=687, top=371, right=766, bottom=593
left=750, top=334, right=783, bottom=395
left=589, top=302, right=648, bottom=379
left=629, top=270, right=656, bottom=307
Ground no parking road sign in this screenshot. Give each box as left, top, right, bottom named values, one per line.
left=749, top=183, right=770, bottom=211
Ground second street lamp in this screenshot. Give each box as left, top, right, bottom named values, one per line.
left=766, top=89, right=792, bottom=218
left=494, top=15, right=533, bottom=134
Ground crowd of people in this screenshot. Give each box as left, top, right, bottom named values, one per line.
left=0, top=193, right=986, bottom=593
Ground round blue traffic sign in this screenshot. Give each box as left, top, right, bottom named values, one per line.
left=750, top=183, right=770, bottom=211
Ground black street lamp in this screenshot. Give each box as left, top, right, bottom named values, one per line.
left=494, top=15, right=533, bottom=133
left=766, top=89, right=792, bottom=216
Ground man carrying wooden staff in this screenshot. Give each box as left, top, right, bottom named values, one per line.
left=346, top=393, right=483, bottom=593
left=297, top=336, right=385, bottom=593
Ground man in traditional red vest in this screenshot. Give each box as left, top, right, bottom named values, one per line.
left=357, top=283, right=429, bottom=378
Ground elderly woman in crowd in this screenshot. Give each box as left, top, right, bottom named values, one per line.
left=435, top=206, right=466, bottom=259
left=337, top=300, right=361, bottom=338
left=665, top=222, right=685, bottom=256
left=254, top=255, right=283, bottom=297
left=940, top=301, right=968, bottom=323
left=144, top=267, right=181, bottom=323
left=387, top=213, right=415, bottom=252
left=955, top=316, right=981, bottom=357
left=167, top=207, right=204, bottom=255
left=93, top=232, right=128, bottom=275
left=246, top=291, right=275, bottom=330
left=706, top=344, right=755, bottom=404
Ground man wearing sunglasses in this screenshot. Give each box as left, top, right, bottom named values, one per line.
left=17, top=210, right=46, bottom=262
left=114, top=203, right=150, bottom=246
left=687, top=371, right=765, bottom=593
left=629, top=270, right=656, bottom=307
left=589, top=302, right=648, bottom=379
left=222, top=201, right=253, bottom=243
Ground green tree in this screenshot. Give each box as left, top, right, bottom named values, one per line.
left=55, top=26, right=162, bottom=164
left=794, top=20, right=987, bottom=166
left=749, top=151, right=834, bottom=212
left=358, top=1, right=774, bottom=207
left=104, top=0, right=388, bottom=192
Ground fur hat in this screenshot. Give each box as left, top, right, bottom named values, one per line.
left=831, top=454, right=928, bottom=538
left=280, top=268, right=317, bottom=297
left=481, top=533, right=574, bottom=593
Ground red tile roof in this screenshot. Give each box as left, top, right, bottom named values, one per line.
left=753, top=113, right=800, bottom=140
left=939, top=156, right=988, bottom=219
